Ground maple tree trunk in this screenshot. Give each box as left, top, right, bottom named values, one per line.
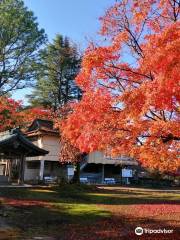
left=72, top=162, right=80, bottom=184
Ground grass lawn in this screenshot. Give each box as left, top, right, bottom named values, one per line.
left=0, top=185, right=179, bottom=240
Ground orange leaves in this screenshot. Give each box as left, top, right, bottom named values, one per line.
left=59, top=136, right=81, bottom=164
left=0, top=97, right=23, bottom=131
left=121, top=87, right=147, bottom=118
left=0, top=97, right=52, bottom=131
left=141, top=22, right=180, bottom=110
left=76, top=45, right=119, bottom=92
left=60, top=0, right=180, bottom=173
left=22, top=107, right=52, bottom=124
left=137, top=142, right=179, bottom=172
left=99, top=2, right=126, bottom=37
left=60, top=90, right=114, bottom=153
left=132, top=0, right=179, bottom=31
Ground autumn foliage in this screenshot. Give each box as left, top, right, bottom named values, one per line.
left=61, top=0, right=180, bottom=172
left=0, top=97, right=23, bottom=131
left=55, top=106, right=82, bottom=164
left=0, top=97, right=51, bottom=131
left=59, top=136, right=82, bottom=164
left=22, top=107, right=52, bottom=125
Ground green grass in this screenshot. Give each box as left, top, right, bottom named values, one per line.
left=0, top=185, right=110, bottom=238
left=0, top=184, right=179, bottom=239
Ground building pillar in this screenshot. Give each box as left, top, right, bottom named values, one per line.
left=39, top=160, right=45, bottom=181
left=6, top=160, right=11, bottom=182
left=102, top=164, right=104, bottom=184
left=120, top=165, right=123, bottom=185
left=18, top=155, right=25, bottom=185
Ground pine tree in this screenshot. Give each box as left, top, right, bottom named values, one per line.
left=0, top=0, right=46, bottom=95
left=28, top=35, right=82, bottom=110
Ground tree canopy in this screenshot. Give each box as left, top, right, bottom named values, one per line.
left=0, top=96, right=51, bottom=131
left=60, top=0, right=180, bottom=173
left=27, top=34, right=82, bottom=110
left=0, top=0, right=46, bottom=95
left=0, top=97, right=22, bottom=131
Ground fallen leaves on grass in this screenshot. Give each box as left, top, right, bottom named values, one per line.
left=0, top=198, right=50, bottom=207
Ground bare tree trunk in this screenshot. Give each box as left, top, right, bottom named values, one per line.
left=72, top=162, right=80, bottom=184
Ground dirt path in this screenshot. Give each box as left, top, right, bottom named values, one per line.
left=98, top=185, right=180, bottom=193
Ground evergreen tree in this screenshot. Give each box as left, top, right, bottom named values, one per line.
left=28, top=35, right=82, bottom=110
left=0, top=0, right=46, bottom=95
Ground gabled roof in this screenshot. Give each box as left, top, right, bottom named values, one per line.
left=28, top=119, right=54, bottom=132
left=0, top=129, right=49, bottom=157
left=26, top=119, right=59, bottom=137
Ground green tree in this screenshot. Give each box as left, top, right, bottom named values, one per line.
left=28, top=35, right=82, bottom=110
left=0, top=0, right=46, bottom=95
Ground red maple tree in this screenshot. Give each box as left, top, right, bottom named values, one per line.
left=22, top=107, right=52, bottom=125
left=60, top=0, right=180, bottom=172
left=0, top=97, right=51, bottom=131
left=55, top=105, right=84, bottom=182
left=0, top=97, right=23, bottom=131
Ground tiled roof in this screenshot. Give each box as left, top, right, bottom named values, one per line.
left=0, top=129, right=49, bottom=157
left=26, top=119, right=59, bottom=136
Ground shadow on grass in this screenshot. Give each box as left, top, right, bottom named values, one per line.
left=0, top=185, right=179, bottom=239
left=0, top=184, right=180, bottom=206
left=6, top=206, right=179, bottom=240
left=0, top=201, right=179, bottom=240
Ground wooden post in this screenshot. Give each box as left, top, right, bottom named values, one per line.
left=39, top=160, right=45, bottom=181
left=102, top=164, right=104, bottom=184
left=18, top=155, right=25, bottom=185
left=18, top=157, right=21, bottom=184
left=7, top=159, right=12, bottom=182
left=120, top=165, right=122, bottom=185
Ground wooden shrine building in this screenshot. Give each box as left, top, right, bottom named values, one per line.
left=0, top=128, right=48, bottom=184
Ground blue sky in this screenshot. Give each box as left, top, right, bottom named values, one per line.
left=13, top=0, right=115, bottom=104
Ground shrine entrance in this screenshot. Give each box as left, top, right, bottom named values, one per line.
left=0, top=129, right=48, bottom=184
